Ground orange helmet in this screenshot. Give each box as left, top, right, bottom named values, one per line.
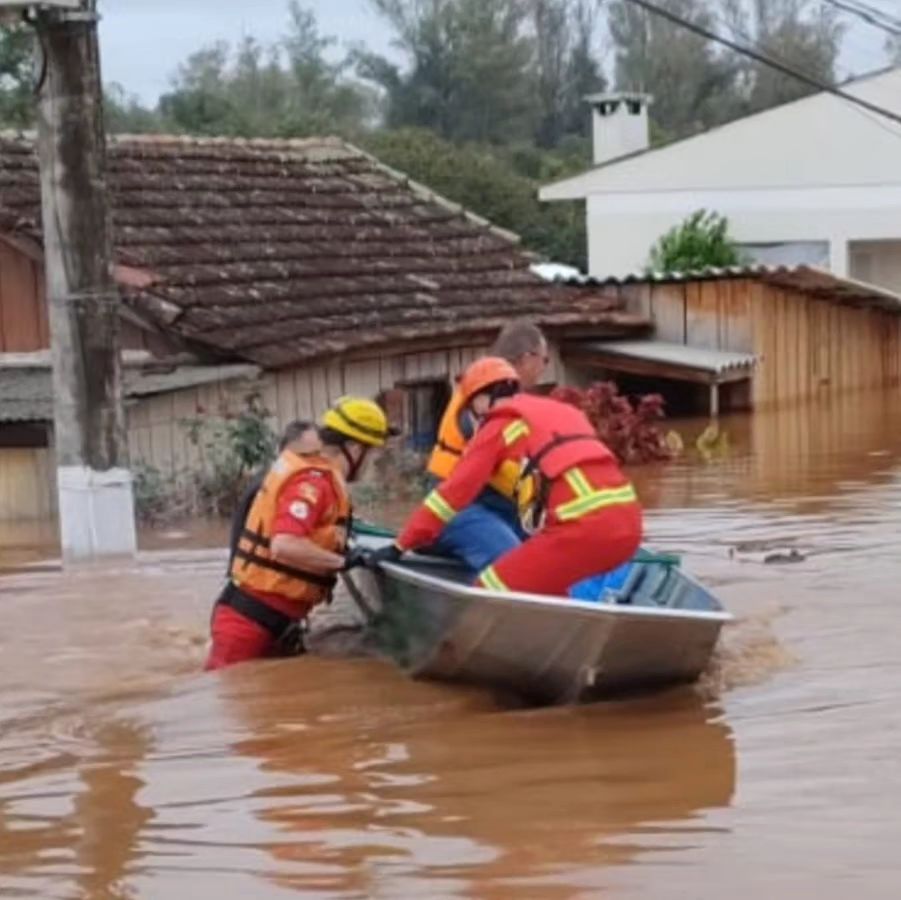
left=459, top=357, right=520, bottom=407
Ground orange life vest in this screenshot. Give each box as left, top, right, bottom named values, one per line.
left=427, top=386, right=521, bottom=499
left=230, top=450, right=351, bottom=606
left=427, top=388, right=467, bottom=480
left=486, top=394, right=635, bottom=527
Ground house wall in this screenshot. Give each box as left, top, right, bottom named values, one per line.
left=620, top=278, right=901, bottom=407
left=0, top=447, right=56, bottom=521
left=0, top=240, right=47, bottom=352
left=585, top=187, right=901, bottom=281
left=127, top=342, right=567, bottom=476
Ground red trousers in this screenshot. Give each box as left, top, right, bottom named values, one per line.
left=205, top=605, right=279, bottom=671
left=476, top=502, right=642, bottom=597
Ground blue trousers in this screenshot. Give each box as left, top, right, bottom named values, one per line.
left=429, top=500, right=523, bottom=575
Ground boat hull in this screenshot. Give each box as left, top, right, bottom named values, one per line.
left=368, top=558, right=731, bottom=705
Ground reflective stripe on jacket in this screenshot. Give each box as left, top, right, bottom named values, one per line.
left=398, top=395, right=638, bottom=552
left=489, top=393, right=635, bottom=524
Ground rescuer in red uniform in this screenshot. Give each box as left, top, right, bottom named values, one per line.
left=367, top=359, right=643, bottom=597
left=206, top=396, right=394, bottom=670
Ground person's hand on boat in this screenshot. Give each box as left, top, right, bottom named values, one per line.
left=341, top=545, right=371, bottom=571
left=363, top=543, right=403, bottom=569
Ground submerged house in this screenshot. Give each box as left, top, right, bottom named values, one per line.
left=0, top=134, right=648, bottom=520
left=559, top=266, right=901, bottom=416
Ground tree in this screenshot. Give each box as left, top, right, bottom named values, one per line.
left=560, top=0, right=607, bottom=139
left=104, top=84, right=163, bottom=134
left=607, top=0, right=743, bottom=140
left=158, top=2, right=372, bottom=138
left=646, top=209, right=747, bottom=272
left=360, top=0, right=537, bottom=144
left=0, top=23, right=35, bottom=128
left=530, top=0, right=606, bottom=147
left=738, top=0, right=843, bottom=112
left=158, top=42, right=240, bottom=134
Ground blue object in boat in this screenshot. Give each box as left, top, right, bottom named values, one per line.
left=569, top=561, right=635, bottom=602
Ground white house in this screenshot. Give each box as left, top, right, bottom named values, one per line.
left=540, top=68, right=901, bottom=290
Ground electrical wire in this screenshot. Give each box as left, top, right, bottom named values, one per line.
left=622, top=0, right=901, bottom=127
left=818, top=0, right=901, bottom=35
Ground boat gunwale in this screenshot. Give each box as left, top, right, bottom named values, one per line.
left=379, top=561, right=735, bottom=625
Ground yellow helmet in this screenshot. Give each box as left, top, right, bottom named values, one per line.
left=321, top=396, right=394, bottom=448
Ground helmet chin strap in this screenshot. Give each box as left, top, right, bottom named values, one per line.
left=342, top=442, right=368, bottom=482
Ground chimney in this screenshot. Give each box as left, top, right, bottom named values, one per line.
left=585, top=92, right=652, bottom=166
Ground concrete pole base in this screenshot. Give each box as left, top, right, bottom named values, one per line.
left=57, top=466, right=138, bottom=562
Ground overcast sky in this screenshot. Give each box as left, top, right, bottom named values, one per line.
left=98, top=0, right=891, bottom=106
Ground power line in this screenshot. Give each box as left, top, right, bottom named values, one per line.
left=844, top=0, right=901, bottom=30
left=622, top=0, right=901, bottom=128
left=819, top=0, right=901, bottom=36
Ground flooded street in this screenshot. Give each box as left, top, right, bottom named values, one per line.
left=1, top=388, right=900, bottom=899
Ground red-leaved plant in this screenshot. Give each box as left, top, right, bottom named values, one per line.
left=550, top=382, right=673, bottom=465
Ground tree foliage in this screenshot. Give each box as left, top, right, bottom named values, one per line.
left=358, top=0, right=536, bottom=144
left=738, top=0, right=843, bottom=113
left=607, top=0, right=743, bottom=140
left=104, top=83, right=164, bottom=134
left=607, top=0, right=844, bottom=141
left=530, top=0, right=607, bottom=147
left=359, top=0, right=605, bottom=148
left=647, top=210, right=747, bottom=272
left=157, top=2, right=372, bottom=137
left=0, top=24, right=34, bottom=129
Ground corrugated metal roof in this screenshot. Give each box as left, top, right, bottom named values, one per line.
left=0, top=364, right=261, bottom=424
left=570, top=340, right=757, bottom=376
left=546, top=264, right=901, bottom=315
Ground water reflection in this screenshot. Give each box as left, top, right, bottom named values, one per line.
left=74, top=721, right=153, bottom=900
left=215, top=664, right=735, bottom=897
left=636, top=387, right=901, bottom=513
left=0, top=716, right=152, bottom=900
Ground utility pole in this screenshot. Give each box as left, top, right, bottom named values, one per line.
left=28, top=0, right=137, bottom=561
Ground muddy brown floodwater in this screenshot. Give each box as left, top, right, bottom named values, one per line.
left=1, top=387, right=900, bottom=899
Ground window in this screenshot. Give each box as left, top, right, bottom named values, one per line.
left=388, top=378, right=451, bottom=452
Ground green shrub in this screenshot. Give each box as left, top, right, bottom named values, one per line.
left=647, top=210, right=748, bottom=274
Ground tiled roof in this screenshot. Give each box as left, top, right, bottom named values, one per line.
left=0, top=134, right=647, bottom=367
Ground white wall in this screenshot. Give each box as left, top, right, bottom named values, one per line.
left=586, top=186, right=901, bottom=280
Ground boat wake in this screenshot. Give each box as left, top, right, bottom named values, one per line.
left=697, top=608, right=795, bottom=698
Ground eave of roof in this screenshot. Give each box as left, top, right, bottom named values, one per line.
left=548, top=264, right=901, bottom=315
